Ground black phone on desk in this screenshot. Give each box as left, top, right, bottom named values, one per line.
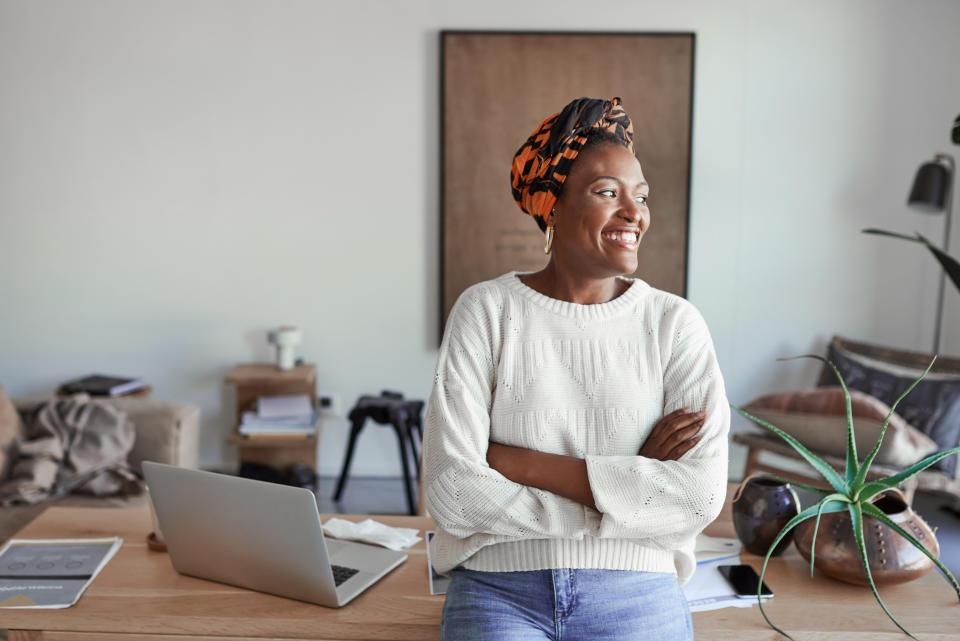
left=718, top=564, right=773, bottom=599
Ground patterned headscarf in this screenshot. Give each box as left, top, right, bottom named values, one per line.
left=511, top=97, right=634, bottom=232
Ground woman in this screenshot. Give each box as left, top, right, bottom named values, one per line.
left=423, top=97, right=729, bottom=640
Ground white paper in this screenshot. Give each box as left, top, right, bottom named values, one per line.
left=256, top=394, right=313, bottom=419
left=694, top=535, right=742, bottom=564
left=322, top=518, right=421, bottom=551
left=0, top=537, right=123, bottom=609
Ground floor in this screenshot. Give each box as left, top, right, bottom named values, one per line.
left=325, top=475, right=960, bottom=581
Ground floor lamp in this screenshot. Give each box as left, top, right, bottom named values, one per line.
left=908, top=153, right=956, bottom=354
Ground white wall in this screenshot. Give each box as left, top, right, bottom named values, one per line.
left=2, top=0, right=959, bottom=479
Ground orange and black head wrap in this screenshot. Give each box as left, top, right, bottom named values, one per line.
left=511, top=97, right=635, bottom=232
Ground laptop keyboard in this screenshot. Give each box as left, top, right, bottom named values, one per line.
left=331, top=564, right=360, bottom=586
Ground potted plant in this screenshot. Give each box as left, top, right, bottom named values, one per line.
left=731, top=355, right=960, bottom=640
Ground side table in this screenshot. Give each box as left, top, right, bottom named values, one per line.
left=225, top=364, right=319, bottom=472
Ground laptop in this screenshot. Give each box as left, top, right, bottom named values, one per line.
left=142, top=462, right=407, bottom=607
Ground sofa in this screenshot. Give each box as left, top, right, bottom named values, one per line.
left=0, top=391, right=200, bottom=544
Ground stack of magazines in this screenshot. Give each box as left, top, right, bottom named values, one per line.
left=239, top=394, right=318, bottom=437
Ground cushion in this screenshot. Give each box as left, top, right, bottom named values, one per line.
left=744, top=387, right=938, bottom=467
left=824, top=343, right=960, bottom=476
left=0, top=386, right=23, bottom=478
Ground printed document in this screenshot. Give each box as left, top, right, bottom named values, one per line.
left=0, top=538, right=122, bottom=608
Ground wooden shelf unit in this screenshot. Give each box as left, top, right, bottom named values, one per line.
left=225, top=363, right=318, bottom=470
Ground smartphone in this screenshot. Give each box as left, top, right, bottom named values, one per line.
left=717, top=564, right=773, bottom=599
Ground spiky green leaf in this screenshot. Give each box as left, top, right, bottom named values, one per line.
left=861, top=501, right=960, bottom=600
left=855, top=357, right=936, bottom=487
left=848, top=502, right=919, bottom=639
left=731, top=404, right=849, bottom=494
left=756, top=501, right=849, bottom=640
left=859, top=446, right=960, bottom=501
left=809, top=494, right=851, bottom=577
left=754, top=474, right=834, bottom=495
left=779, top=354, right=859, bottom=484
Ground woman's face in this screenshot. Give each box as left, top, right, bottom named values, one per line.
left=552, top=143, right=650, bottom=278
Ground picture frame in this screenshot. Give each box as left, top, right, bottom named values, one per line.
left=440, top=31, right=695, bottom=336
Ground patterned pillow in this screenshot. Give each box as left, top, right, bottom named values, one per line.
left=744, top=387, right=937, bottom=467
left=824, top=343, right=960, bottom=477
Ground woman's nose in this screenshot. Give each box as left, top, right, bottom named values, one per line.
left=619, top=199, right=645, bottom=225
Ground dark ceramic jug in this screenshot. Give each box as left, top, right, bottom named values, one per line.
left=793, top=488, right=938, bottom=586
left=732, top=474, right=801, bottom=556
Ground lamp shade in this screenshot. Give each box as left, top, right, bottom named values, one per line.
left=908, top=161, right=951, bottom=212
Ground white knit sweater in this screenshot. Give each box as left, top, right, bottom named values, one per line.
left=423, top=272, right=729, bottom=586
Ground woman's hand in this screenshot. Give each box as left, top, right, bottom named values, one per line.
left=638, top=408, right=705, bottom=461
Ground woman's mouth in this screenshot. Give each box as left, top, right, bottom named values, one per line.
left=601, top=229, right=640, bottom=250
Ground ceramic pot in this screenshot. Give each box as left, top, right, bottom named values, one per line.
left=732, top=474, right=802, bottom=556
left=793, top=488, right=938, bottom=586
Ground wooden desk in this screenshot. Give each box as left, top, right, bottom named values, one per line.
left=3, top=485, right=958, bottom=640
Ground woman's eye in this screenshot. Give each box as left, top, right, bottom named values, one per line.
left=636, top=195, right=648, bottom=204
left=596, top=189, right=616, bottom=198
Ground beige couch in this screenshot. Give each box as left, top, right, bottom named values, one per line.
left=0, top=393, right=200, bottom=543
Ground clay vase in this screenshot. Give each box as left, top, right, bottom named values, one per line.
left=732, top=475, right=802, bottom=556
left=793, top=488, right=938, bottom=586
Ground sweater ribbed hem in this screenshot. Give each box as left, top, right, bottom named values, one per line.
left=461, top=538, right=677, bottom=576
left=499, top=271, right=650, bottom=320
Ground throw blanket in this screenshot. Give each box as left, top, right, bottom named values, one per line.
left=0, top=395, right=138, bottom=506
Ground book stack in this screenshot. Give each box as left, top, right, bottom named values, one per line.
left=239, top=394, right=317, bottom=437
left=58, top=374, right=148, bottom=397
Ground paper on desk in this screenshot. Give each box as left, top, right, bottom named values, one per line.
left=695, top=534, right=741, bottom=564
left=322, top=518, right=421, bottom=551
left=0, top=537, right=122, bottom=609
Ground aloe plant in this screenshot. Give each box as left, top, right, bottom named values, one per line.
left=730, top=355, right=960, bottom=640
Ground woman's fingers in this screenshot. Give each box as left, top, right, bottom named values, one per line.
left=640, top=409, right=707, bottom=460
left=662, top=419, right=704, bottom=450
left=652, top=411, right=704, bottom=443
left=666, top=435, right=702, bottom=461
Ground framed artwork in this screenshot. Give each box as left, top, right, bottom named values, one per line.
left=441, top=31, right=695, bottom=334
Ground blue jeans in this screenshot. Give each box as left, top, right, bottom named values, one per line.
left=441, top=568, right=693, bottom=641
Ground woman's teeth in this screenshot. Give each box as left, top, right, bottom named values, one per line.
left=603, top=231, right=638, bottom=243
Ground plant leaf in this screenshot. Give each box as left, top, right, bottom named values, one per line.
left=862, top=228, right=924, bottom=243
left=859, top=445, right=960, bottom=501
left=780, top=354, right=860, bottom=485
left=848, top=502, right=919, bottom=640
left=808, top=494, right=851, bottom=577
left=861, top=501, right=960, bottom=600
left=756, top=501, right=849, bottom=640
left=731, top=407, right=849, bottom=494
left=864, top=228, right=960, bottom=298
left=755, top=474, right=834, bottom=495
left=914, top=232, right=960, bottom=297
left=855, top=356, right=936, bottom=487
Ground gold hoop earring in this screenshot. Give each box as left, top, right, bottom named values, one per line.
left=544, top=225, right=554, bottom=254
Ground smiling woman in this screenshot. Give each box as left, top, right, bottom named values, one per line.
left=423, top=97, right=729, bottom=641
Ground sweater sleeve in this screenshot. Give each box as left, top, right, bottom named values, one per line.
left=423, top=288, right=589, bottom=540
left=584, top=301, right=729, bottom=547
